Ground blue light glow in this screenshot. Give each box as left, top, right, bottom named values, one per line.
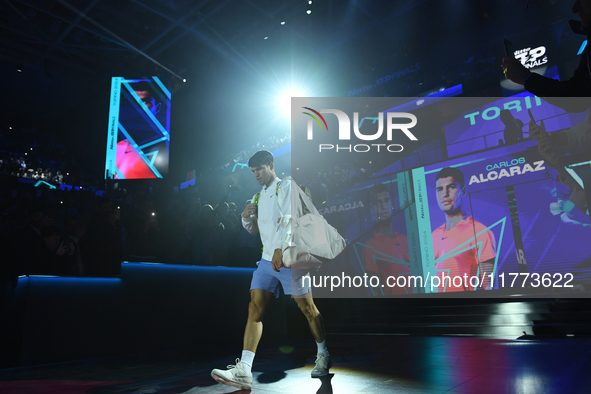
left=180, top=179, right=195, bottom=189
left=105, top=77, right=122, bottom=179
left=34, top=180, right=57, bottom=189
left=121, top=261, right=255, bottom=273
left=152, top=76, right=172, bottom=100
left=578, top=40, right=587, bottom=55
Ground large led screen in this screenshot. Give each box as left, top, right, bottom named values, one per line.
left=291, top=97, right=590, bottom=298
left=411, top=144, right=591, bottom=294
left=105, top=77, right=171, bottom=180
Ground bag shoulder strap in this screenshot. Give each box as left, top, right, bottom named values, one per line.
left=280, top=176, right=318, bottom=217
left=299, top=185, right=312, bottom=215
left=254, top=180, right=281, bottom=206
left=295, top=183, right=320, bottom=217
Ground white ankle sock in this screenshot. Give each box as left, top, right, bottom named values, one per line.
left=316, top=340, right=329, bottom=356
left=241, top=350, right=255, bottom=373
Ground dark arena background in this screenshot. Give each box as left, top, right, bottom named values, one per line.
left=1, top=1, right=591, bottom=393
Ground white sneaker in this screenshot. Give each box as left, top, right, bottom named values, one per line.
left=311, top=354, right=333, bottom=378
left=211, top=358, right=253, bottom=390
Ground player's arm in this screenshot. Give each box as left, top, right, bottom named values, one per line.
left=272, top=248, right=283, bottom=272
left=241, top=203, right=259, bottom=235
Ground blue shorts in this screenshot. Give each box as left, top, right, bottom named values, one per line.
left=250, top=259, right=311, bottom=298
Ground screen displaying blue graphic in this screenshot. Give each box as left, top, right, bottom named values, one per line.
left=105, top=77, right=171, bottom=180
left=291, top=96, right=590, bottom=297
left=321, top=142, right=591, bottom=296
left=443, top=93, right=588, bottom=158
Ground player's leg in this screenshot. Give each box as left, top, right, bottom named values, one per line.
left=293, top=294, right=325, bottom=343
left=244, top=288, right=273, bottom=352
left=294, top=294, right=333, bottom=377
left=211, top=260, right=278, bottom=389
left=210, top=289, right=272, bottom=389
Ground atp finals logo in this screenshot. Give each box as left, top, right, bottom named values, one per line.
left=302, top=107, right=418, bottom=153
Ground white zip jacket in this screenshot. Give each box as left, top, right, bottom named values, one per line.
left=242, top=177, right=292, bottom=261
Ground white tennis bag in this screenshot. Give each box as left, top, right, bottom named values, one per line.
left=278, top=177, right=347, bottom=269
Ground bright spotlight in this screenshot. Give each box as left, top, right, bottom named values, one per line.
left=309, top=1, right=312, bottom=4
left=265, top=74, right=320, bottom=124
left=183, top=78, right=187, bottom=83
left=307, top=10, right=311, bottom=14
left=278, top=88, right=307, bottom=117
left=274, top=86, right=310, bottom=119
left=281, top=21, right=285, bottom=25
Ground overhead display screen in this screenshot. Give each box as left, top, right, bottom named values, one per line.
left=105, top=77, right=171, bottom=180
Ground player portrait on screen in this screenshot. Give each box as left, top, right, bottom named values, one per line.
left=363, top=183, right=411, bottom=295
left=131, top=81, right=162, bottom=116
left=431, top=167, right=496, bottom=292
left=119, top=81, right=165, bottom=144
